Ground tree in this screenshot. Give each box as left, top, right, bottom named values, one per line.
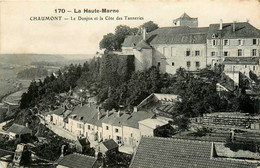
left=141, top=21, right=159, bottom=33
left=99, top=33, right=115, bottom=51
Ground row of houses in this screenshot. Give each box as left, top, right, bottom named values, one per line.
left=45, top=102, right=171, bottom=149
left=120, top=13, right=260, bottom=83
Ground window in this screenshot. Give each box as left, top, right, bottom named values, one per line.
left=224, top=39, right=229, bottom=46
left=211, top=52, right=216, bottom=57
left=130, top=133, right=133, bottom=137
left=224, top=51, right=228, bottom=56
left=172, top=62, right=174, bottom=66
left=77, top=123, right=82, bottom=129
left=186, top=49, right=191, bottom=56
left=238, top=39, right=243, bottom=45
left=195, top=62, right=200, bottom=68
left=253, top=66, right=256, bottom=71
left=187, top=61, right=191, bottom=67
left=253, top=39, right=257, bottom=45
left=106, top=126, right=109, bottom=130
left=238, top=49, right=242, bottom=56
left=88, top=125, right=90, bottom=130
left=115, top=128, right=119, bottom=133
left=195, top=50, right=200, bottom=56
left=212, top=40, right=217, bottom=46
left=157, top=62, right=160, bottom=67
left=116, top=136, right=121, bottom=140
left=252, top=49, right=257, bottom=56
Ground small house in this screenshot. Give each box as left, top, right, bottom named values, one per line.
left=56, top=153, right=99, bottom=168
left=7, top=124, right=32, bottom=140
left=99, top=139, right=119, bottom=155
left=75, top=137, right=90, bottom=154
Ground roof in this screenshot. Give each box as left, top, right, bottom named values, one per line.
left=207, top=22, right=260, bottom=39
left=173, top=12, right=198, bottom=22
left=77, top=138, right=90, bottom=146
left=46, top=107, right=65, bottom=116
left=122, top=35, right=143, bottom=48
left=112, top=113, right=131, bottom=127
left=130, top=137, right=258, bottom=168
left=122, top=26, right=208, bottom=47
left=223, top=57, right=260, bottom=65
left=7, top=124, right=32, bottom=135
left=68, top=105, right=99, bottom=123
left=102, top=111, right=118, bottom=125
left=101, top=139, right=119, bottom=150
left=134, top=40, right=152, bottom=50
left=123, top=111, right=154, bottom=129
left=138, top=118, right=169, bottom=129
left=56, top=153, right=97, bottom=168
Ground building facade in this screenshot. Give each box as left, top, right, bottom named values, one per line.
left=121, top=13, right=260, bottom=79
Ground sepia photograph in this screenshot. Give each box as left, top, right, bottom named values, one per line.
left=0, top=0, right=260, bottom=167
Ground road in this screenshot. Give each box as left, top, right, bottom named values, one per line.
left=36, top=114, right=77, bottom=141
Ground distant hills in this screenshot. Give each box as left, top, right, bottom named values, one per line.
left=0, top=54, right=95, bottom=65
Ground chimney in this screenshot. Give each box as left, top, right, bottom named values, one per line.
left=142, top=27, right=146, bottom=40
left=25, top=123, right=28, bottom=127
left=133, top=106, right=138, bottom=113
left=98, top=111, right=100, bottom=120
left=106, top=110, right=109, bottom=117
left=118, top=109, right=121, bottom=117
left=219, top=19, right=222, bottom=30
left=233, top=21, right=236, bottom=32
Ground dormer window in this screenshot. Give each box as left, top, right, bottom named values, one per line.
left=212, top=34, right=216, bottom=38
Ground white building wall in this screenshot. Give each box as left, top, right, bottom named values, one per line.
left=152, top=44, right=207, bottom=74
left=112, top=125, right=123, bottom=144
left=122, top=126, right=141, bottom=147
left=102, top=123, right=113, bottom=140
left=207, top=38, right=260, bottom=67
left=134, top=49, right=153, bottom=71
left=139, top=123, right=154, bottom=137
left=67, top=118, right=85, bottom=136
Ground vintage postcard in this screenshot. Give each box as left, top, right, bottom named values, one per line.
left=0, top=0, right=260, bottom=167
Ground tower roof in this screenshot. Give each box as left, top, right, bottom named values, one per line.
left=180, top=12, right=191, bottom=19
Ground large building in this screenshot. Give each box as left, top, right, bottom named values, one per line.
left=130, top=136, right=259, bottom=168
left=121, top=13, right=260, bottom=79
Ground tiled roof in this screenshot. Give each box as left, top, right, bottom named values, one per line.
left=69, top=105, right=98, bottom=123
left=56, top=153, right=97, bottom=168
left=46, top=107, right=65, bottom=116
left=207, top=22, right=260, bottom=39
left=112, top=113, right=131, bottom=127
left=134, top=40, right=152, bottom=50
left=130, top=137, right=258, bottom=168
left=122, top=26, right=208, bottom=47
left=123, top=111, right=154, bottom=129
left=7, top=124, right=32, bottom=135
left=101, top=139, right=119, bottom=150
left=102, top=111, right=118, bottom=125
left=122, top=35, right=143, bottom=48
left=223, top=57, right=260, bottom=65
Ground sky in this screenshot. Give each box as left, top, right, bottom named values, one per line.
left=1, top=0, right=260, bottom=55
